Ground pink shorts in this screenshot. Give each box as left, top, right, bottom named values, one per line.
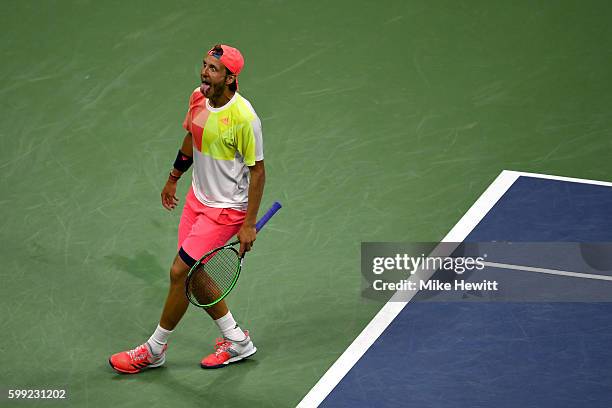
left=178, top=187, right=246, bottom=266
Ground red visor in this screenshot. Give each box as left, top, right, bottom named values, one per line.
left=208, top=44, right=244, bottom=90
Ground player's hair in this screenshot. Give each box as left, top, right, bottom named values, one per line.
left=210, top=44, right=238, bottom=92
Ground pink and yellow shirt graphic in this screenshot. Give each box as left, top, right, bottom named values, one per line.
left=183, top=89, right=264, bottom=211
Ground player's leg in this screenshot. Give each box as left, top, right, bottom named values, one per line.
left=178, top=203, right=257, bottom=369
left=180, top=206, right=247, bottom=332
left=187, top=207, right=257, bottom=368
left=146, top=190, right=203, bottom=351
left=148, top=190, right=201, bottom=344
left=159, top=254, right=192, bottom=330
left=199, top=300, right=257, bottom=369
left=179, top=209, right=245, bottom=342
left=108, top=189, right=198, bottom=374
left=108, top=254, right=190, bottom=374
left=202, top=297, right=228, bottom=319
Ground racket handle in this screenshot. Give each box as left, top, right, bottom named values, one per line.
left=255, top=201, right=282, bottom=232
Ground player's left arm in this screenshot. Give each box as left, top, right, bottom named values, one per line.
left=238, top=160, right=265, bottom=255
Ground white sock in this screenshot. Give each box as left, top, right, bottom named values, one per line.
left=214, top=311, right=246, bottom=342
left=147, top=324, right=173, bottom=355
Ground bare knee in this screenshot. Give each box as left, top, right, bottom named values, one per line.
left=169, top=256, right=190, bottom=285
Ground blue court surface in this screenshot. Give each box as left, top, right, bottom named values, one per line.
left=299, top=171, right=612, bottom=408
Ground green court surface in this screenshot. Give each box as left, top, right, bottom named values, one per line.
left=1, top=1, right=612, bottom=406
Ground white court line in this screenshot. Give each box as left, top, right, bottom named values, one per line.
left=296, top=170, right=518, bottom=408
left=509, top=170, right=612, bottom=187
left=484, top=261, right=612, bottom=282
left=296, top=170, right=612, bottom=408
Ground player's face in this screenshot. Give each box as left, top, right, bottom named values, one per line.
left=200, top=55, right=232, bottom=99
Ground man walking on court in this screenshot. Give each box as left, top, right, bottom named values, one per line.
left=109, top=44, right=265, bottom=373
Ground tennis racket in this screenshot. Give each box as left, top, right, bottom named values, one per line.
left=185, top=201, right=282, bottom=308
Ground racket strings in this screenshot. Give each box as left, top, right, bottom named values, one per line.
left=187, top=247, right=240, bottom=306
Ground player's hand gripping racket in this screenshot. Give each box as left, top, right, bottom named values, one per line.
left=185, top=202, right=282, bottom=308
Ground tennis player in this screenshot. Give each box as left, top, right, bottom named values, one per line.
left=109, top=44, right=265, bottom=373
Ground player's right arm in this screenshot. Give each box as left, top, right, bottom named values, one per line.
left=178, top=131, right=193, bottom=158
left=161, top=132, right=193, bottom=211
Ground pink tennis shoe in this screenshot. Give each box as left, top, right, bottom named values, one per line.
left=201, top=331, right=257, bottom=369
left=109, top=342, right=167, bottom=374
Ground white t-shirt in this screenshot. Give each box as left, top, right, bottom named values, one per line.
left=183, top=89, right=264, bottom=211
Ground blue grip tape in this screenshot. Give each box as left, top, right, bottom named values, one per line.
left=255, top=201, right=282, bottom=232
